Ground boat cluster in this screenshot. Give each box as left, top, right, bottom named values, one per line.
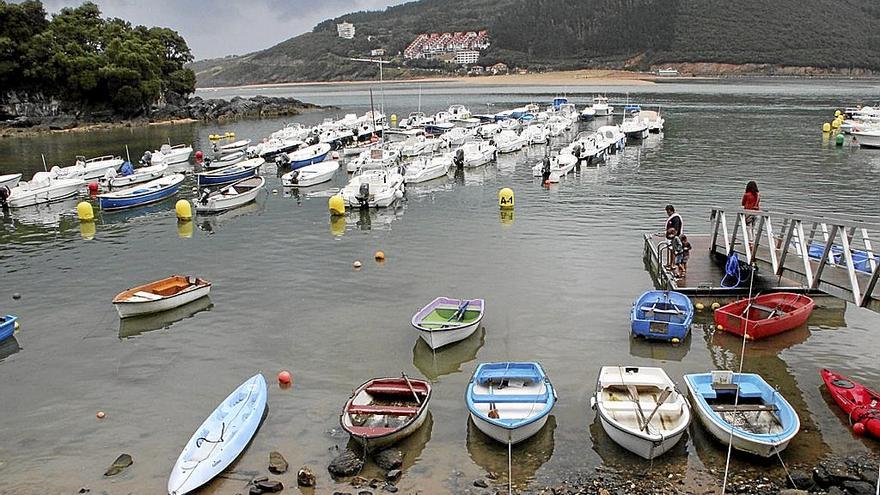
left=831, top=105, right=880, bottom=148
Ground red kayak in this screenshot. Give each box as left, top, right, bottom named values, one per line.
left=714, top=292, right=814, bottom=340
left=821, top=369, right=880, bottom=439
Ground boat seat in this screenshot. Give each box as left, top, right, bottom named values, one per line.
left=601, top=399, right=681, bottom=413
left=711, top=404, right=777, bottom=413
left=711, top=382, right=763, bottom=398
left=640, top=306, right=683, bottom=315
left=348, top=404, right=420, bottom=416
left=470, top=393, right=549, bottom=404
left=132, top=291, right=163, bottom=301
left=750, top=303, right=785, bottom=315
left=477, top=368, right=541, bottom=384
left=365, top=383, right=426, bottom=396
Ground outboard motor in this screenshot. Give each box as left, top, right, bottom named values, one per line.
left=573, top=144, right=582, bottom=160
left=289, top=170, right=300, bottom=185
left=453, top=148, right=464, bottom=168
left=0, top=185, right=10, bottom=208
left=306, top=135, right=318, bottom=146
left=357, top=183, right=370, bottom=208
left=541, top=157, right=552, bottom=183
left=275, top=153, right=290, bottom=168
left=142, top=150, right=153, bottom=165
left=198, top=188, right=212, bottom=205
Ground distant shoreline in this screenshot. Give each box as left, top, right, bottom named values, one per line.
left=196, top=69, right=659, bottom=91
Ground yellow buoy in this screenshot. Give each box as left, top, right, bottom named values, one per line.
left=822, top=122, right=831, bottom=133
left=711, top=302, right=721, bottom=310
left=671, top=337, right=680, bottom=344
left=77, top=201, right=94, bottom=221
left=175, top=199, right=192, bottom=221
left=390, top=114, right=398, bottom=124
left=14, top=321, right=20, bottom=331
left=832, top=119, right=841, bottom=129
left=695, top=302, right=705, bottom=311
left=177, top=219, right=193, bottom=238
left=80, top=221, right=96, bottom=240
left=330, top=215, right=345, bottom=236
left=498, top=187, right=514, bottom=209
left=328, top=194, right=345, bottom=215
left=229, top=132, right=235, bottom=138
left=835, top=110, right=841, bottom=117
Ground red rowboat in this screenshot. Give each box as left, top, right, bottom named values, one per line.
left=341, top=374, right=431, bottom=450
left=714, top=292, right=814, bottom=340
left=821, top=369, right=880, bottom=439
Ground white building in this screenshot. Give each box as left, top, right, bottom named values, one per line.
left=454, top=50, right=480, bottom=65
left=337, top=22, right=355, bottom=39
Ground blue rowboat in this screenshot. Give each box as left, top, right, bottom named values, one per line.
left=286, top=143, right=331, bottom=170
left=197, top=158, right=263, bottom=186
left=0, top=315, right=18, bottom=343
left=466, top=362, right=556, bottom=444
left=97, top=174, right=185, bottom=211
left=631, top=290, right=693, bottom=342
left=684, top=371, right=799, bottom=457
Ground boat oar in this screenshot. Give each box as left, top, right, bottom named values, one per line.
left=626, top=385, right=648, bottom=430
left=400, top=372, right=422, bottom=405
left=641, top=387, right=673, bottom=432
left=448, top=300, right=470, bottom=322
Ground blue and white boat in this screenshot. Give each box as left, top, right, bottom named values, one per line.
left=0, top=315, right=18, bottom=344
left=684, top=371, right=799, bottom=457
left=196, top=158, right=263, bottom=187
left=466, top=362, right=556, bottom=445
left=279, top=143, right=331, bottom=170
left=631, top=290, right=693, bottom=341
left=97, top=174, right=185, bottom=211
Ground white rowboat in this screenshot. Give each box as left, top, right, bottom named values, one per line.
left=113, top=275, right=212, bottom=319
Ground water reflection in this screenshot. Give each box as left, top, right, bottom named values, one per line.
left=343, top=412, right=433, bottom=480
left=412, top=326, right=485, bottom=381
left=117, top=296, right=213, bottom=339
left=99, top=197, right=182, bottom=226
left=629, top=331, right=692, bottom=362
left=196, top=198, right=266, bottom=233
left=345, top=206, right=404, bottom=231
left=466, top=414, right=556, bottom=489
left=0, top=336, right=21, bottom=362
left=7, top=198, right=79, bottom=228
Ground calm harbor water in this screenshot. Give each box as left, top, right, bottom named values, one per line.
left=1, top=79, right=880, bottom=494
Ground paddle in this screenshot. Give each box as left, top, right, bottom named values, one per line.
left=641, top=388, right=673, bottom=432
left=488, top=382, right=500, bottom=419
left=449, top=300, right=470, bottom=322
left=401, top=372, right=422, bottom=406
left=626, top=385, right=648, bottom=430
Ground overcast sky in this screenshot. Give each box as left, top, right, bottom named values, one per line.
left=37, top=0, right=409, bottom=59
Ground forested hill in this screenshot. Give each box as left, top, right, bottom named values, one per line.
left=192, top=0, right=880, bottom=87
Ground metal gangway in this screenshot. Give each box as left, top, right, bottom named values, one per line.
left=710, top=207, right=880, bottom=308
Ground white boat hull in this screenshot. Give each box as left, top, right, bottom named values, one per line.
left=352, top=404, right=430, bottom=451
left=470, top=411, right=548, bottom=445
left=282, top=161, right=339, bottom=187
left=417, top=320, right=479, bottom=349
left=0, top=173, right=22, bottom=189
left=196, top=183, right=264, bottom=213
left=853, top=131, right=880, bottom=148
left=114, top=285, right=211, bottom=318
left=105, top=165, right=167, bottom=188
left=8, top=179, right=82, bottom=208
left=596, top=407, right=686, bottom=459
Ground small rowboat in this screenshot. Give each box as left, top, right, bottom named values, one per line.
left=195, top=176, right=265, bottom=213
left=205, top=151, right=246, bottom=169
left=196, top=158, right=263, bottom=187
left=591, top=366, right=690, bottom=459
left=97, top=174, right=185, bottom=211
left=684, top=371, right=799, bottom=457
left=112, top=275, right=211, bottom=318
left=213, top=139, right=252, bottom=155
left=284, top=142, right=332, bottom=169
left=168, top=374, right=267, bottom=495
left=411, top=297, right=484, bottom=350
left=0, top=315, right=18, bottom=344
left=821, top=369, right=880, bottom=439
left=102, top=163, right=167, bottom=189
left=341, top=374, right=431, bottom=451
left=0, top=173, right=22, bottom=189
left=631, top=290, right=693, bottom=341
left=466, top=362, right=556, bottom=445
left=714, top=292, right=814, bottom=340
left=281, top=160, right=339, bottom=187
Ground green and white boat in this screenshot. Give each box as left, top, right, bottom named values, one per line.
left=411, top=297, right=485, bottom=350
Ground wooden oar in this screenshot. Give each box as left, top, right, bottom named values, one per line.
left=641, top=388, right=673, bottom=432
left=626, top=385, right=648, bottom=430
left=401, top=372, right=422, bottom=406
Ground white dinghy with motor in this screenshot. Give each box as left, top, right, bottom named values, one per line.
left=281, top=160, right=340, bottom=187
left=195, top=176, right=265, bottom=213
left=591, top=366, right=691, bottom=459
left=403, top=154, right=453, bottom=183
left=6, top=171, right=83, bottom=208
left=168, top=374, right=268, bottom=495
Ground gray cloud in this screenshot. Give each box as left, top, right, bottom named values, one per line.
left=35, top=0, right=410, bottom=59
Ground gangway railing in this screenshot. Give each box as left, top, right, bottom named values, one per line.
left=709, top=207, right=880, bottom=307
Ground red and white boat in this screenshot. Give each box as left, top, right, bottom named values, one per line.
left=340, top=375, right=431, bottom=450
left=714, top=292, right=814, bottom=340
left=821, top=369, right=880, bottom=440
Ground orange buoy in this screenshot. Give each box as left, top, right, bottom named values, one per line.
left=96, top=411, right=106, bottom=419
left=278, top=371, right=292, bottom=385
left=374, top=251, right=385, bottom=261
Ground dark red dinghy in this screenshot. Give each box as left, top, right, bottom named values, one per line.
left=341, top=375, right=431, bottom=450
left=714, top=292, right=814, bottom=340
left=821, top=369, right=880, bottom=440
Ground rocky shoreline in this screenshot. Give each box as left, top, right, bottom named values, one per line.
left=0, top=95, right=323, bottom=138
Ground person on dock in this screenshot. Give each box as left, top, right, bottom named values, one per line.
left=662, top=205, right=683, bottom=267
left=742, top=181, right=761, bottom=237
left=667, top=227, right=684, bottom=278
left=679, top=234, right=692, bottom=277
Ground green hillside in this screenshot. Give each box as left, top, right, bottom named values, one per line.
left=192, top=0, right=880, bottom=87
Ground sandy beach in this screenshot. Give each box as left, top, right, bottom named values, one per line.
left=198, top=69, right=658, bottom=91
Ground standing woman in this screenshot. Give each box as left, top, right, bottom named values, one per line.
left=742, top=181, right=760, bottom=236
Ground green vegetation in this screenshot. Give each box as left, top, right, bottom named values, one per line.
left=192, top=0, right=880, bottom=87
left=0, top=1, right=195, bottom=116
